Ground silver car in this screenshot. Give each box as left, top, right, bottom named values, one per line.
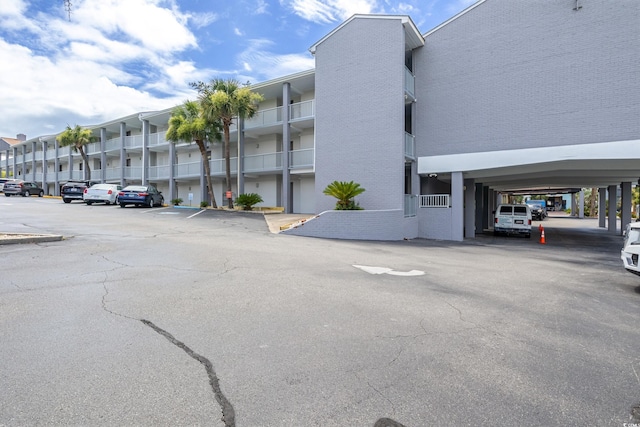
left=83, top=183, right=122, bottom=205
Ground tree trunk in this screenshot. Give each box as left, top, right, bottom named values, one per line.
left=197, top=140, right=217, bottom=208
left=588, top=187, right=597, bottom=217
left=224, top=120, right=233, bottom=209
left=78, top=145, right=91, bottom=181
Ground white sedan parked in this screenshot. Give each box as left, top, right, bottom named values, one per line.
left=621, top=222, right=640, bottom=276
left=83, top=183, right=122, bottom=205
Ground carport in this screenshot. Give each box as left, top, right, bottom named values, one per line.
left=418, top=139, right=640, bottom=240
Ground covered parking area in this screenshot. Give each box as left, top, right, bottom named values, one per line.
left=418, top=139, right=640, bottom=240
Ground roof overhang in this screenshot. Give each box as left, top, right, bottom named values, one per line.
left=309, top=14, right=424, bottom=54
left=418, top=139, right=640, bottom=190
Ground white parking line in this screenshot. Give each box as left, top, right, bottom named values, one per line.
left=187, top=209, right=206, bottom=219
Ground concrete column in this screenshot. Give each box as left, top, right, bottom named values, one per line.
left=237, top=117, right=245, bottom=197
left=11, top=147, right=17, bottom=179
left=598, top=187, right=606, bottom=228
left=474, top=183, right=484, bottom=233
left=282, top=83, right=291, bottom=213
left=120, top=122, right=126, bottom=187
left=141, top=119, right=149, bottom=185
left=451, top=172, right=464, bottom=241
left=41, top=140, right=47, bottom=191
left=571, top=192, right=577, bottom=216
left=31, top=141, right=37, bottom=181
left=464, top=178, right=475, bottom=238
left=54, top=141, right=60, bottom=194
left=608, top=185, right=617, bottom=233
left=169, top=141, right=176, bottom=202
left=578, top=189, right=585, bottom=219
left=21, top=145, right=26, bottom=179
left=100, top=128, right=107, bottom=182
left=621, top=182, right=632, bottom=235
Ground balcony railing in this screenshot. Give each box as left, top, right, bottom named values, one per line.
left=405, top=66, right=415, bottom=98
left=244, top=106, right=283, bottom=129
left=244, top=152, right=282, bottom=173
left=149, top=165, right=170, bottom=179
left=124, top=166, right=142, bottom=179
left=35, top=152, right=44, bottom=161
left=149, top=132, right=168, bottom=147
left=59, top=146, right=70, bottom=157
left=289, top=148, right=314, bottom=169
left=105, top=137, right=121, bottom=151
left=420, top=194, right=450, bottom=208
left=404, top=194, right=417, bottom=217
left=24, top=153, right=33, bottom=162
left=209, top=158, right=238, bottom=175
left=175, top=161, right=201, bottom=178
left=124, top=135, right=143, bottom=149
left=405, top=132, right=415, bottom=160
left=105, top=168, right=121, bottom=180
left=289, top=100, right=314, bottom=121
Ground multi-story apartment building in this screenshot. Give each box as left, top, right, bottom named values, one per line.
left=2, top=0, right=638, bottom=241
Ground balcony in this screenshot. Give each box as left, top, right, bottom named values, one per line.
left=404, top=132, right=415, bottom=160
left=124, top=166, right=142, bottom=180
left=289, top=100, right=314, bottom=121
left=105, top=137, right=121, bottom=151
left=404, top=194, right=417, bottom=217
left=105, top=168, right=121, bottom=180
left=244, top=106, right=283, bottom=130
left=125, top=135, right=143, bottom=149
left=175, top=161, right=201, bottom=179
left=149, top=131, right=168, bottom=148
left=149, top=165, right=170, bottom=180
left=405, top=66, right=415, bottom=101
left=289, top=148, right=314, bottom=169
left=244, top=152, right=282, bottom=173
left=58, top=146, right=71, bottom=157
left=209, top=158, right=238, bottom=175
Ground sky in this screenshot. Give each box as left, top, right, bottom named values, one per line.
left=0, top=0, right=477, bottom=140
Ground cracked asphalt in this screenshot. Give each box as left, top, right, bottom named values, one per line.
left=1, top=197, right=640, bottom=426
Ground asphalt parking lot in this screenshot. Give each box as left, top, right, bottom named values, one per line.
left=1, top=197, right=639, bottom=426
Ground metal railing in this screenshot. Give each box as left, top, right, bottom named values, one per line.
left=404, top=132, right=415, bottom=159
left=124, top=135, right=143, bottom=149
left=289, top=100, right=315, bottom=120
left=105, top=137, right=120, bottom=151
left=149, top=165, right=170, bottom=179
left=405, top=67, right=415, bottom=98
left=124, top=166, right=142, bottom=179
left=149, top=132, right=168, bottom=147
left=175, top=161, right=201, bottom=178
left=244, top=152, right=282, bottom=173
left=209, top=158, right=238, bottom=175
left=420, top=194, right=450, bottom=208
left=289, top=148, right=314, bottom=169
left=404, top=194, right=417, bottom=217
left=244, top=106, right=283, bottom=129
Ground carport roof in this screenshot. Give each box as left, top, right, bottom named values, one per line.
left=418, top=139, right=640, bottom=191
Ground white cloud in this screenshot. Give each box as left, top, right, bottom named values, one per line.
left=254, top=0, right=269, bottom=15
left=234, top=27, right=244, bottom=36
left=280, top=0, right=379, bottom=24
left=237, top=39, right=315, bottom=81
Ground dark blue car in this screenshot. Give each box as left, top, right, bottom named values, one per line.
left=118, top=185, right=164, bottom=208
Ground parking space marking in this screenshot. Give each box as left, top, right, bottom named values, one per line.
left=187, top=210, right=206, bottom=219
left=353, top=265, right=425, bottom=276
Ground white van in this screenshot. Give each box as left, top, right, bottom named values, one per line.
left=494, top=204, right=532, bottom=238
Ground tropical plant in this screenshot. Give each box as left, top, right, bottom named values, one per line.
left=171, top=198, right=183, bottom=206
left=200, top=201, right=208, bottom=208
left=235, top=193, right=263, bottom=210
left=191, top=79, right=264, bottom=209
left=56, top=125, right=96, bottom=180
left=323, top=180, right=365, bottom=210
left=166, top=100, right=222, bottom=208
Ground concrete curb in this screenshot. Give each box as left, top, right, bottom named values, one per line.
left=0, top=234, right=64, bottom=245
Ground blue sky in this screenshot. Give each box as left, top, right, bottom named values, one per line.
left=0, top=0, right=476, bottom=139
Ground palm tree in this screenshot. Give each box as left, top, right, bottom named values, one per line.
left=166, top=100, right=222, bottom=208
left=191, top=79, right=264, bottom=209
left=56, top=124, right=95, bottom=180
left=323, top=180, right=366, bottom=210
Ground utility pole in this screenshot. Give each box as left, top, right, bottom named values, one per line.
left=63, top=0, right=72, bottom=21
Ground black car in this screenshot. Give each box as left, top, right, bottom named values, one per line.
left=526, top=201, right=547, bottom=221
left=4, top=180, right=45, bottom=197
left=118, top=185, right=164, bottom=208
left=62, top=180, right=99, bottom=203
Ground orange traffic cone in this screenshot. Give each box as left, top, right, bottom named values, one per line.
left=539, top=227, right=546, bottom=244
left=538, top=223, right=543, bottom=232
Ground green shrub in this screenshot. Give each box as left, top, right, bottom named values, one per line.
left=171, top=198, right=183, bottom=206
left=200, top=201, right=209, bottom=208
left=235, top=193, right=263, bottom=210
left=323, top=180, right=365, bottom=210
